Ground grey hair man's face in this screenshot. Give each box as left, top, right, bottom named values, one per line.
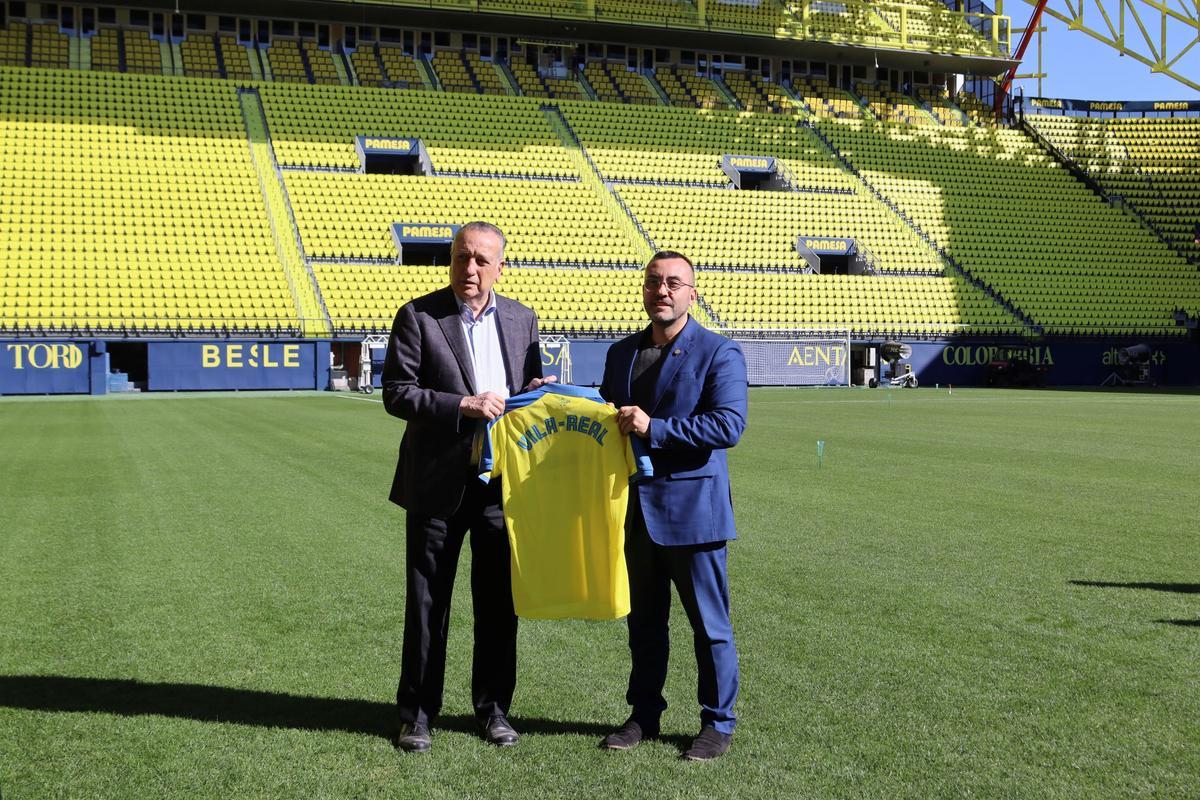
left=450, top=227, right=505, bottom=311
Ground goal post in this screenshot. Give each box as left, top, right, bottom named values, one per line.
left=728, top=328, right=851, bottom=387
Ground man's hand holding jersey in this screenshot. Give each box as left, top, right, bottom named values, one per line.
left=616, top=406, right=651, bottom=439
left=460, top=392, right=507, bottom=420
left=461, top=376, right=559, bottom=421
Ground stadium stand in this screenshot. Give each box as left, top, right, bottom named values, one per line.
left=617, top=183, right=949, bottom=274
left=219, top=0, right=1005, bottom=58
left=219, top=36, right=255, bottom=82
left=0, top=20, right=26, bottom=67
left=916, top=86, right=971, bottom=127
left=378, top=45, right=427, bottom=89
left=706, top=0, right=778, bottom=35
left=123, top=29, right=162, bottom=75
left=266, top=40, right=308, bottom=84
left=594, top=0, right=696, bottom=27
left=856, top=82, right=937, bottom=126
left=583, top=61, right=659, bottom=105
left=349, top=43, right=385, bottom=88
left=285, top=171, right=644, bottom=264
left=697, top=271, right=1020, bottom=336
left=873, top=0, right=999, bottom=56
left=955, top=90, right=997, bottom=126
left=722, top=70, right=794, bottom=115
left=558, top=100, right=844, bottom=188
left=317, top=263, right=647, bottom=334
left=820, top=118, right=1200, bottom=335
left=463, top=52, right=507, bottom=95
left=508, top=58, right=585, bottom=100
left=258, top=83, right=578, bottom=176
left=430, top=50, right=479, bottom=93
left=29, top=23, right=67, bottom=69
left=0, top=67, right=296, bottom=333
left=90, top=28, right=122, bottom=72
left=655, top=65, right=733, bottom=110
left=792, top=76, right=862, bottom=119
left=0, top=6, right=1194, bottom=352
left=1028, top=113, right=1200, bottom=263
left=180, top=34, right=222, bottom=80
left=798, top=2, right=895, bottom=46
left=302, top=40, right=342, bottom=86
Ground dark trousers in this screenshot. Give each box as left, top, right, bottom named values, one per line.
left=397, top=478, right=517, bottom=727
left=624, top=496, right=739, bottom=735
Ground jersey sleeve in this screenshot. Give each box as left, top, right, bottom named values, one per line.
left=627, top=434, right=653, bottom=482
left=477, top=415, right=504, bottom=483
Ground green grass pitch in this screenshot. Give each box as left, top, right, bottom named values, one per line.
left=1, top=388, right=1197, bottom=799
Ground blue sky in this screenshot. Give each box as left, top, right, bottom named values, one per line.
left=1007, top=7, right=1198, bottom=101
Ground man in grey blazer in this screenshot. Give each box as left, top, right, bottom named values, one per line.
left=382, top=221, right=548, bottom=753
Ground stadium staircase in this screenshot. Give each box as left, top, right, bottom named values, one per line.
left=167, top=40, right=183, bottom=76
left=238, top=89, right=331, bottom=337
left=334, top=49, right=353, bottom=85
left=540, top=104, right=724, bottom=328
left=646, top=71, right=671, bottom=106
left=819, top=117, right=1200, bottom=335
left=495, top=58, right=522, bottom=96
left=576, top=66, right=599, bottom=100
left=296, top=40, right=317, bottom=84
left=804, top=119, right=1037, bottom=332
left=1019, top=117, right=1176, bottom=255
left=1025, top=113, right=1200, bottom=266
left=541, top=105, right=655, bottom=264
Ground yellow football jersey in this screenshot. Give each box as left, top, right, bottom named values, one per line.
left=480, top=384, right=651, bottom=620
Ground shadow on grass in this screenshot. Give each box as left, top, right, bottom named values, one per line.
left=0, top=675, right=614, bottom=741
left=1069, top=580, right=1200, bottom=594
left=1155, top=619, right=1200, bottom=628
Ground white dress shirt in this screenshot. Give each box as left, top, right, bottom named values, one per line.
left=458, top=291, right=509, bottom=399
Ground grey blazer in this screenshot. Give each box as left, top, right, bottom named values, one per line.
left=382, top=286, right=542, bottom=517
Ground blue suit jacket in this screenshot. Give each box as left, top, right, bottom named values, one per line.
left=600, top=317, right=748, bottom=546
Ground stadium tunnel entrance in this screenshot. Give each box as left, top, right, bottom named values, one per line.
left=329, top=339, right=385, bottom=391
left=850, top=344, right=877, bottom=386
left=391, top=223, right=460, bottom=266
left=106, top=342, right=147, bottom=391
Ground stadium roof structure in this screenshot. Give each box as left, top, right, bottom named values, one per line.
left=126, top=0, right=1021, bottom=76
left=1013, top=0, right=1200, bottom=91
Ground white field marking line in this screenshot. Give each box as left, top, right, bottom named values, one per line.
left=749, top=395, right=1199, bottom=405
left=329, top=393, right=384, bottom=403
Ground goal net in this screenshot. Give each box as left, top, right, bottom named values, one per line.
left=730, top=329, right=851, bottom=387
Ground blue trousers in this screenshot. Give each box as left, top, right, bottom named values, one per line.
left=624, top=498, right=739, bottom=735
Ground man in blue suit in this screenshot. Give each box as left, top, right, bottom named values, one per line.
left=599, top=250, right=748, bottom=762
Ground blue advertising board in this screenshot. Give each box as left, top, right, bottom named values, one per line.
left=799, top=236, right=856, bottom=255
left=721, top=154, right=776, bottom=174
left=357, top=136, right=420, bottom=155
left=0, top=341, right=94, bottom=395
left=147, top=341, right=319, bottom=391
left=391, top=223, right=460, bottom=245
left=895, top=339, right=1200, bottom=387
left=546, top=336, right=1200, bottom=388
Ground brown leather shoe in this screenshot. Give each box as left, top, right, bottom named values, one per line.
left=396, top=722, right=432, bottom=753
left=479, top=714, right=519, bottom=747
left=682, top=726, right=732, bottom=761
left=600, top=717, right=658, bottom=750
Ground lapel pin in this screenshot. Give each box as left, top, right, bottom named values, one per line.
left=673, top=349, right=681, bottom=356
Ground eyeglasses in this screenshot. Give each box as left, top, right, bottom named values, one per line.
left=642, top=277, right=694, bottom=293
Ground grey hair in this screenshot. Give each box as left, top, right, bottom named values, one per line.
left=455, top=221, right=508, bottom=258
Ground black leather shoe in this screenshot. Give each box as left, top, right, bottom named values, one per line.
left=396, top=722, right=432, bottom=753
left=600, top=717, right=658, bottom=750
left=479, top=714, right=519, bottom=747
left=682, top=726, right=732, bottom=761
